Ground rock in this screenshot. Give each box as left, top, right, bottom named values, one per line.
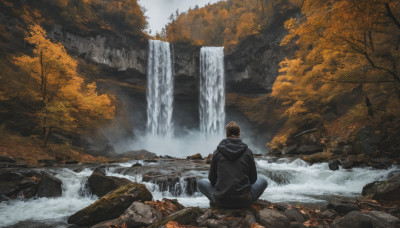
left=131, top=162, right=142, bottom=167
left=149, top=207, right=203, bottom=227
left=284, top=209, right=305, bottom=223
left=372, top=173, right=400, bottom=201
left=297, top=145, right=323, bottom=155
left=67, top=183, right=152, bottom=226
left=371, top=157, right=394, bottom=169
left=282, top=145, right=297, bottom=155
left=342, top=155, right=367, bottom=169
left=329, top=160, right=341, bottom=171
left=35, top=173, right=62, bottom=198
left=330, top=203, right=360, bottom=215
left=91, top=201, right=162, bottom=228
left=38, top=159, right=57, bottom=167
left=197, top=209, right=215, bottom=225
left=257, top=208, right=290, bottom=228
left=186, top=153, right=202, bottom=160
left=120, top=150, right=157, bottom=159
left=353, top=125, right=380, bottom=155
left=146, top=198, right=184, bottom=217
left=0, top=155, right=16, bottom=163
left=331, top=210, right=398, bottom=228
left=88, top=168, right=132, bottom=197
left=362, top=181, right=383, bottom=196
left=321, top=209, right=337, bottom=220
left=65, top=160, right=78, bottom=164
left=0, top=171, right=24, bottom=182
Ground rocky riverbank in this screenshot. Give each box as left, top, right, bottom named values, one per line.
left=1, top=151, right=400, bottom=227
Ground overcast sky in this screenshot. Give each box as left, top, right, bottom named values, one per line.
left=138, top=0, right=223, bottom=35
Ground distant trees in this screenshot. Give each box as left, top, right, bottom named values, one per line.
left=14, top=24, right=115, bottom=145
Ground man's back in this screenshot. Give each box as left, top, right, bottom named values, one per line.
left=209, top=138, right=257, bottom=207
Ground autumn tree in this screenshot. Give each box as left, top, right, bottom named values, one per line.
left=269, top=0, right=400, bottom=149
left=15, top=24, right=115, bottom=145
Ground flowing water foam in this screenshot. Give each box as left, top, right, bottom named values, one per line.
left=0, top=168, right=96, bottom=227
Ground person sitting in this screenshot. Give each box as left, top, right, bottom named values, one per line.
left=197, top=121, right=268, bottom=209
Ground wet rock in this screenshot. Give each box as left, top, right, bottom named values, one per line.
left=88, top=168, right=132, bottom=197
left=328, top=160, right=341, bottom=171
left=68, top=183, right=152, bottom=226
left=362, top=181, right=383, bottom=196
left=197, top=209, right=215, bottom=225
left=120, top=149, right=157, bottom=159
left=35, top=173, right=62, bottom=198
left=342, top=155, right=367, bottom=169
left=65, top=160, right=78, bottom=164
left=91, top=201, right=162, bottom=228
left=149, top=207, right=203, bottom=227
left=328, top=203, right=360, bottom=215
left=371, top=173, right=400, bottom=201
left=282, top=145, right=297, bottom=155
left=331, top=210, right=399, bottom=228
left=353, top=125, right=380, bottom=155
left=38, top=159, right=57, bottom=167
left=297, top=145, right=323, bottom=155
left=131, top=162, right=142, bottom=167
left=284, top=209, right=305, bottom=223
left=257, top=208, right=290, bottom=228
left=206, top=154, right=213, bottom=164
left=321, top=209, right=338, bottom=220
left=0, top=171, right=24, bottom=182
left=186, top=153, right=202, bottom=160
left=0, top=155, right=16, bottom=163
left=371, top=157, right=394, bottom=169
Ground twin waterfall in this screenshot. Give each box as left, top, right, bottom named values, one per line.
left=146, top=40, right=174, bottom=136
left=146, top=40, right=225, bottom=136
left=199, top=47, right=225, bottom=135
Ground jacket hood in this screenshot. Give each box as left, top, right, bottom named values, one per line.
left=217, top=138, right=248, bottom=160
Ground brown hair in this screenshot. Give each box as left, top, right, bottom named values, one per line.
left=226, top=121, right=240, bottom=138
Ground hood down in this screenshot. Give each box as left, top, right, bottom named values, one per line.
left=217, top=138, right=248, bottom=160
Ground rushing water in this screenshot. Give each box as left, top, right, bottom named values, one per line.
left=199, top=47, right=225, bottom=136
left=147, top=39, right=174, bottom=136
left=0, top=159, right=398, bottom=227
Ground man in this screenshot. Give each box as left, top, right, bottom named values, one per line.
left=198, top=121, right=268, bottom=209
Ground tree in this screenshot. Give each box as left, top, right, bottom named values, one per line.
left=15, top=24, right=115, bottom=145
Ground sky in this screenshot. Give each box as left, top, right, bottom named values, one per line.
left=138, top=0, right=223, bottom=35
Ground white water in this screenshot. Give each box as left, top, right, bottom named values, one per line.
left=0, top=160, right=398, bottom=227
left=0, top=168, right=96, bottom=227
left=199, top=47, right=225, bottom=136
left=147, top=39, right=174, bottom=136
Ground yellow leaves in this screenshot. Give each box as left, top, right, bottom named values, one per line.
left=284, top=100, right=307, bottom=117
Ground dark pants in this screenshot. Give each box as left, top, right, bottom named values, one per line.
left=197, top=178, right=268, bottom=208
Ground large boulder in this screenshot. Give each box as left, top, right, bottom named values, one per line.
left=67, top=183, right=152, bottom=226
left=91, top=202, right=162, bottom=228
left=362, top=181, right=383, bottom=196
left=331, top=210, right=399, bottom=228
left=120, top=150, right=157, bottom=159
left=257, top=208, right=290, bottom=228
left=35, top=173, right=62, bottom=198
left=88, top=168, right=132, bottom=197
left=371, top=173, right=400, bottom=201
left=0, top=155, right=16, bottom=163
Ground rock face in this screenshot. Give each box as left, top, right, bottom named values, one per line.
left=48, top=25, right=147, bottom=72
left=67, top=183, right=152, bottom=226
left=88, top=168, right=132, bottom=197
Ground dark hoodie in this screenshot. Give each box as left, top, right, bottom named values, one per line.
left=209, top=138, right=257, bottom=208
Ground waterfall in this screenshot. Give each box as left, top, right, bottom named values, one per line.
left=146, top=40, right=174, bottom=136
left=199, top=47, right=225, bottom=135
